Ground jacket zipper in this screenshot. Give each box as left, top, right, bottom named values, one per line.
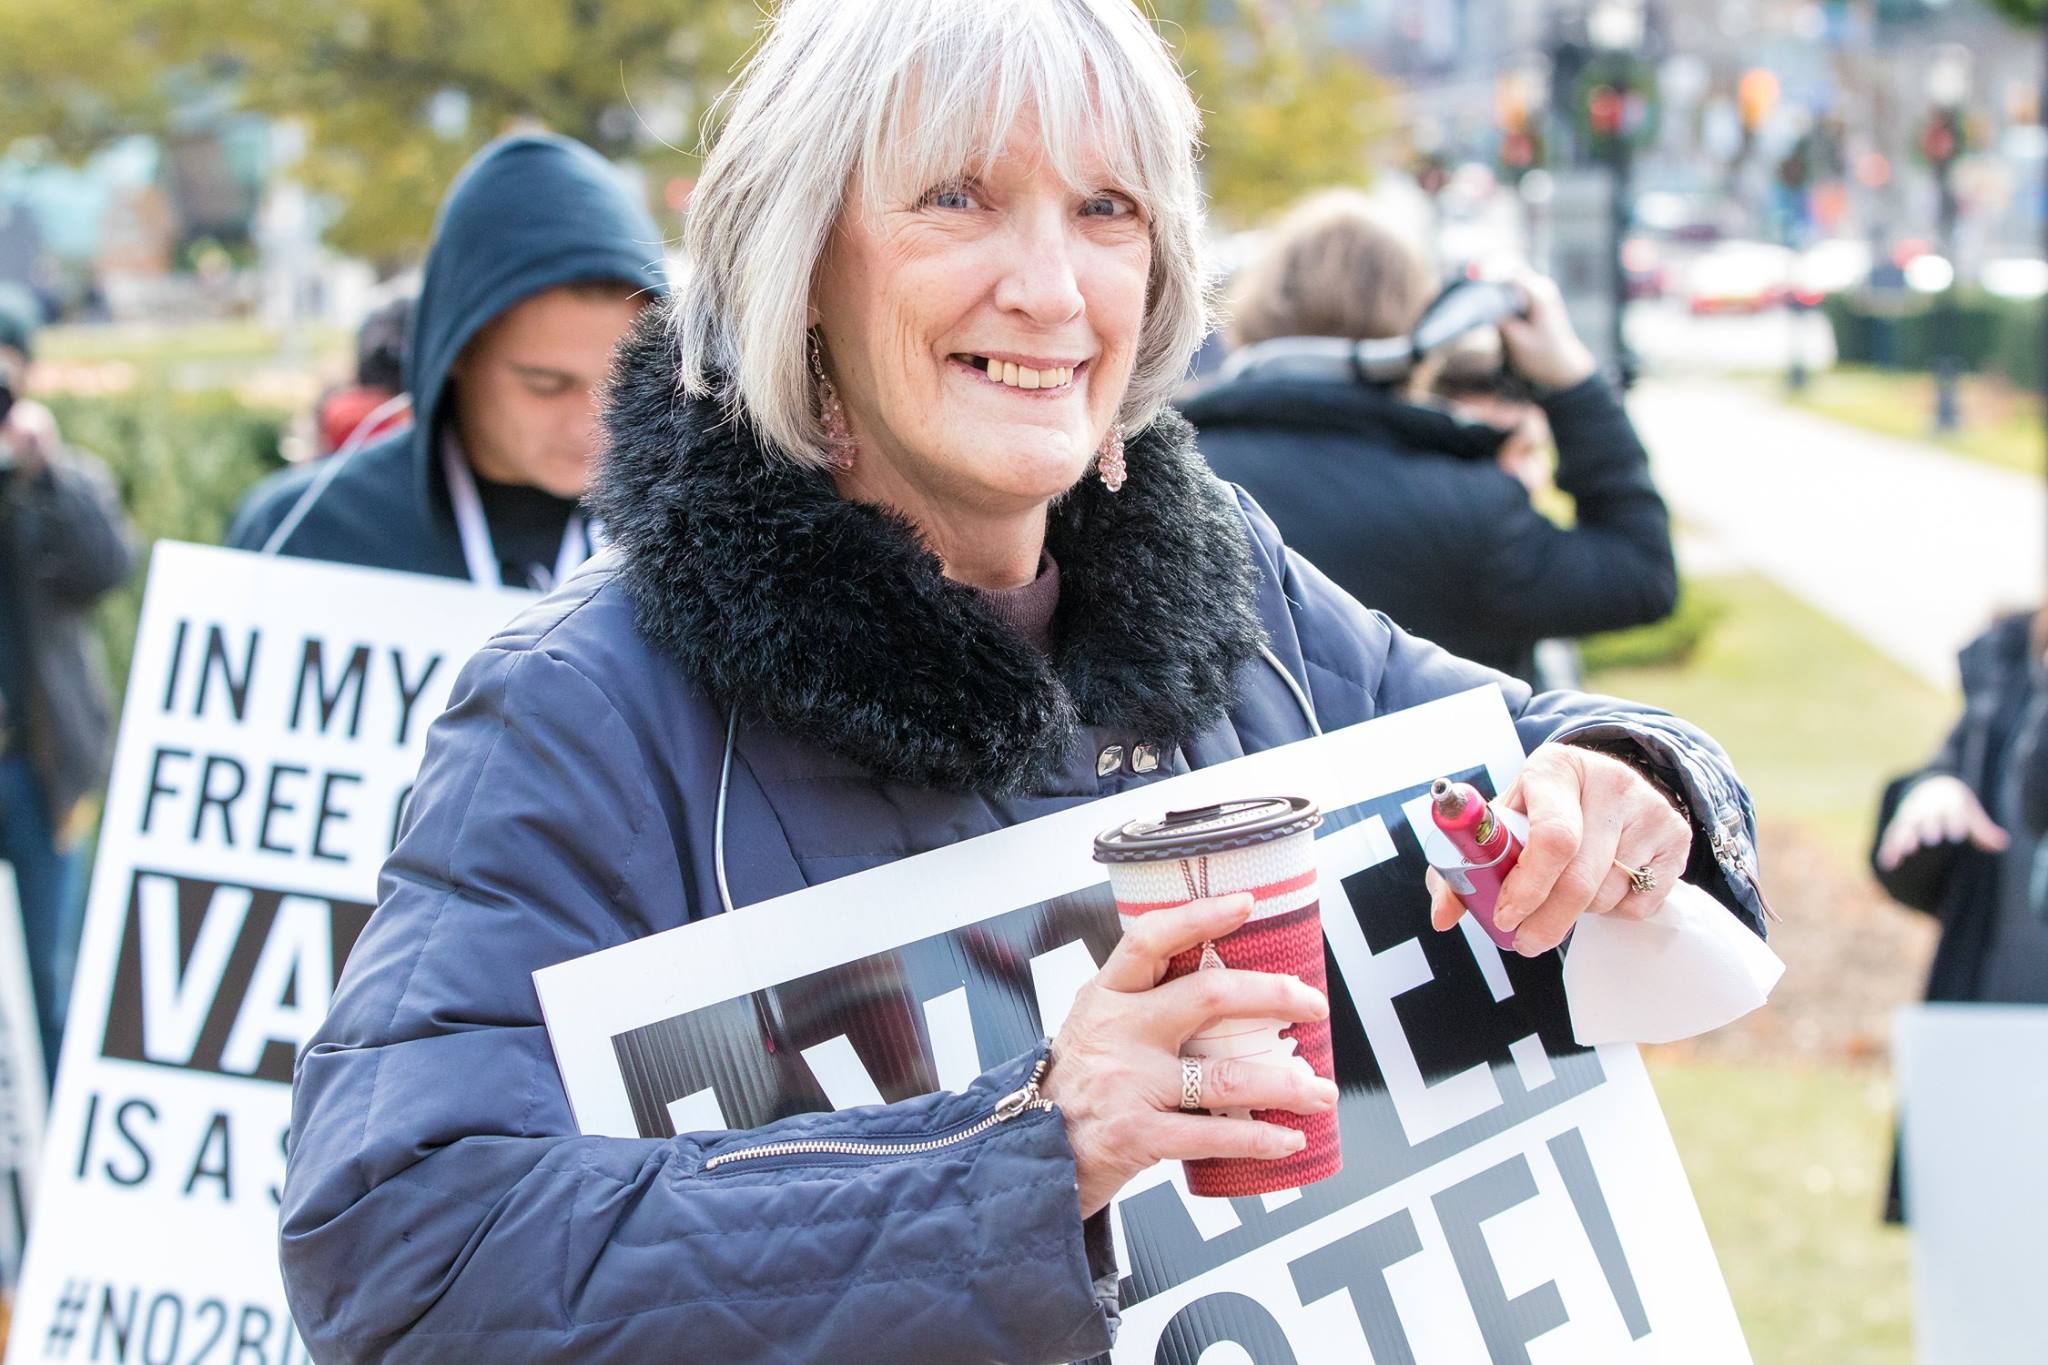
left=701, top=1057, right=1052, bottom=1172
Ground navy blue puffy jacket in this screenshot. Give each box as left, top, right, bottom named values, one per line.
left=278, top=319, right=1766, bottom=1362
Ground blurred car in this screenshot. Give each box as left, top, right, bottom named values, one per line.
left=1633, top=190, right=1745, bottom=245
left=1790, top=238, right=1872, bottom=303
left=1622, top=236, right=1666, bottom=300
left=1687, top=240, right=1794, bottom=314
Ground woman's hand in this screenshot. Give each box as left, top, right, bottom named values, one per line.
left=1428, top=745, right=1692, bottom=955
left=1043, top=893, right=1337, bottom=1219
left=1495, top=271, right=1598, bottom=394
left=1876, top=774, right=2008, bottom=871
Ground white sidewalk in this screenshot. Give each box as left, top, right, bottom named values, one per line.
left=1627, top=379, right=2046, bottom=692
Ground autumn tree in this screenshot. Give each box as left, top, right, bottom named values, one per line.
left=1151, top=0, right=1391, bottom=227
left=3, top=1, right=1389, bottom=263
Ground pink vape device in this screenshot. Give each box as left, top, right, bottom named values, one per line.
left=1428, top=777, right=1523, bottom=951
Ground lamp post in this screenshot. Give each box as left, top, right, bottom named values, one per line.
left=1923, top=45, right=1970, bottom=434
left=1587, top=0, right=1647, bottom=389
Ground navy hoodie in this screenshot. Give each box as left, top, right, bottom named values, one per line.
left=228, top=133, right=667, bottom=582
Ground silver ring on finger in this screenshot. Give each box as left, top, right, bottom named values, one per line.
left=1612, top=857, right=1658, bottom=895
left=1179, top=1055, right=1204, bottom=1112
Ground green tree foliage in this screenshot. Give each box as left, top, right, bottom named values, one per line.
left=1151, top=0, right=1389, bottom=226
left=218, top=0, right=759, bottom=263
left=0, top=0, right=219, bottom=157
left=3, top=0, right=758, bottom=263
left=1981, top=0, right=2044, bottom=23
left=3, top=1, right=1389, bottom=262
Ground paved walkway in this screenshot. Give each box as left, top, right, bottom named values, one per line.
left=1627, top=379, right=2046, bottom=691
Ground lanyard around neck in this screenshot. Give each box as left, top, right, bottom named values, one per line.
left=439, top=436, right=596, bottom=590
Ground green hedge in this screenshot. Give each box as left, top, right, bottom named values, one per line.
left=44, top=388, right=286, bottom=703
left=1579, top=581, right=1729, bottom=673
left=1823, top=289, right=2044, bottom=391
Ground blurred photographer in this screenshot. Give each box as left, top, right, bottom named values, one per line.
left=1870, top=608, right=2048, bottom=1220
left=0, top=285, right=134, bottom=1085
left=1184, top=190, right=1677, bottom=686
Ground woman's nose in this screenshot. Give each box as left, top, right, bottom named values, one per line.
left=992, top=217, right=1086, bottom=326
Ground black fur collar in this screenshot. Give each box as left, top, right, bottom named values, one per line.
left=591, top=308, right=1268, bottom=794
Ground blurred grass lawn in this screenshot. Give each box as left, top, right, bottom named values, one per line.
left=36, top=318, right=347, bottom=401
left=1648, top=1057, right=1909, bottom=1364
left=1588, top=572, right=1956, bottom=1364
left=1587, top=572, right=1953, bottom=867
left=37, top=317, right=347, bottom=370
left=1771, top=365, right=2045, bottom=480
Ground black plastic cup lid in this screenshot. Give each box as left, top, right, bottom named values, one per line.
left=1093, top=796, right=1322, bottom=864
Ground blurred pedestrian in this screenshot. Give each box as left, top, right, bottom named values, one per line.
left=1183, top=190, right=1678, bottom=686
left=1873, top=608, right=2048, bottom=1218
left=313, top=295, right=411, bottom=457
left=227, top=133, right=667, bottom=590
left=0, top=284, right=134, bottom=1085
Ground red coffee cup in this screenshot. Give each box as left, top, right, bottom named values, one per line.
left=1093, top=797, right=1340, bottom=1197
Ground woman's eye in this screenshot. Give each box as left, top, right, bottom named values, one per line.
left=1081, top=194, right=1135, bottom=218
left=919, top=183, right=979, bottom=210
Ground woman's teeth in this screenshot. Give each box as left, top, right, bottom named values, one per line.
left=971, top=357, right=1074, bottom=389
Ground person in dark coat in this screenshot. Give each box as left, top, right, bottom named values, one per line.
left=0, top=287, right=135, bottom=1083
left=278, top=4, right=1770, bottom=1360
left=227, top=133, right=666, bottom=589
left=1872, top=610, right=2048, bottom=1219
left=1183, top=191, right=1678, bottom=684
left=312, top=294, right=411, bottom=457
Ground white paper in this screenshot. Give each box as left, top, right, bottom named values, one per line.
left=1563, top=880, right=1784, bottom=1047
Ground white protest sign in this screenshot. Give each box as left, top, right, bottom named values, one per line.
left=0, top=860, right=45, bottom=1285
left=1896, top=1003, right=2048, bottom=1365
left=7, top=542, right=530, bottom=1365
left=538, top=686, right=1752, bottom=1363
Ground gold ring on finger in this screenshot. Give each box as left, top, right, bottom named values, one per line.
left=1613, top=858, right=1657, bottom=895
left=1179, top=1055, right=1204, bottom=1112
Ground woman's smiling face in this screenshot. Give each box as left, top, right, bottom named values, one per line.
left=809, top=112, right=1152, bottom=518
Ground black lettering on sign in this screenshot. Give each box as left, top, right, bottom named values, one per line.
left=101, top=869, right=374, bottom=1082
left=93, top=1283, right=138, bottom=1360
left=390, top=649, right=444, bottom=747
left=196, top=624, right=260, bottom=723
left=160, top=619, right=190, bottom=715
left=1288, top=1209, right=1426, bottom=1364
left=185, top=1111, right=234, bottom=1200
left=141, top=748, right=193, bottom=836
left=108, top=1097, right=157, bottom=1187
left=1151, top=1292, right=1299, bottom=1365
left=235, top=1301, right=275, bottom=1364
left=290, top=641, right=373, bottom=739
left=611, top=888, right=1123, bottom=1136
left=137, top=748, right=367, bottom=862
left=1549, top=1127, right=1651, bottom=1340
left=1434, top=1155, right=1569, bottom=1364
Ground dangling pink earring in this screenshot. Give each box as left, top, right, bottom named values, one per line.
left=1096, top=422, right=1127, bottom=492
left=810, top=337, right=857, bottom=471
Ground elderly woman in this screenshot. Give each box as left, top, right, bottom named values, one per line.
left=278, top=2, right=1768, bottom=1360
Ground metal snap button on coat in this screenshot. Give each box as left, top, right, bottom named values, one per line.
left=1130, top=743, right=1161, bottom=774
left=1096, top=745, right=1125, bottom=778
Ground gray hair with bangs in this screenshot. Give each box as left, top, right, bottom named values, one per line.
left=675, top=0, right=1210, bottom=469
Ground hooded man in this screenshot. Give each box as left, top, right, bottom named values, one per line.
left=229, top=133, right=667, bottom=588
